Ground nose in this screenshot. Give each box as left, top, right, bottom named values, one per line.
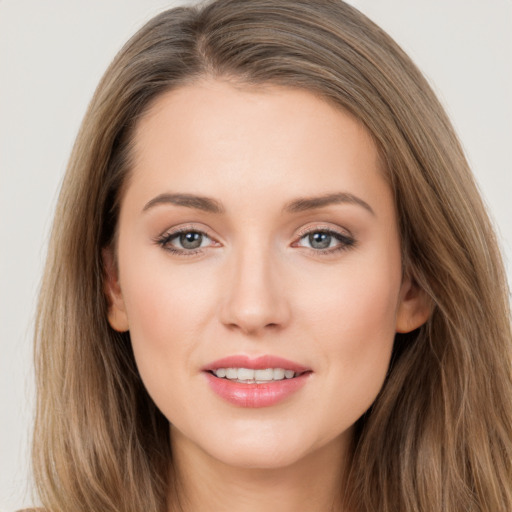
left=218, top=245, right=291, bottom=336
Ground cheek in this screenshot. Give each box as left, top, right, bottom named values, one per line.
left=116, top=245, right=218, bottom=396
left=294, top=247, right=401, bottom=420
left=312, top=271, right=398, bottom=376
left=298, top=248, right=401, bottom=345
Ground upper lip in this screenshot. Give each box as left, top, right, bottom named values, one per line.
left=202, top=355, right=310, bottom=373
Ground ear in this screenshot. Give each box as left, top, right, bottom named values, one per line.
left=395, top=274, right=431, bottom=333
left=102, top=248, right=129, bottom=332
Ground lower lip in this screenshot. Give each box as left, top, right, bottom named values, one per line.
left=204, top=372, right=310, bottom=408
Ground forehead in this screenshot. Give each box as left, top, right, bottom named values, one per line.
left=134, top=79, right=375, bottom=153
left=125, top=79, right=389, bottom=214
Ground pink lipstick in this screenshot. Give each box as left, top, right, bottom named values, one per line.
left=202, top=355, right=311, bottom=408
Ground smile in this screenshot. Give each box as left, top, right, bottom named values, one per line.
left=203, top=355, right=312, bottom=407
left=211, top=367, right=298, bottom=382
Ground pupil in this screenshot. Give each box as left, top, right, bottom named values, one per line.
left=180, top=232, right=202, bottom=249
left=309, top=232, right=331, bottom=249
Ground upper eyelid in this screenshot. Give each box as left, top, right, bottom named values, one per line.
left=295, top=224, right=353, bottom=238
left=163, top=230, right=216, bottom=247
left=159, top=224, right=216, bottom=238
left=161, top=226, right=349, bottom=238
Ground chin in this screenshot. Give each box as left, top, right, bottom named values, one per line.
left=210, top=441, right=309, bottom=470
left=192, top=420, right=332, bottom=471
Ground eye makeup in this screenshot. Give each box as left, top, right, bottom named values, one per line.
left=153, top=223, right=356, bottom=258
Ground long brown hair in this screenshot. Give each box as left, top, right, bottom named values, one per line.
left=32, top=1, right=512, bottom=511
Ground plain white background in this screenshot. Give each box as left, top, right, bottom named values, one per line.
left=1, top=1, right=510, bottom=509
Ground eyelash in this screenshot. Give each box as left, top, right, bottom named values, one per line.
left=154, top=227, right=216, bottom=257
left=294, top=227, right=356, bottom=255
left=154, top=226, right=356, bottom=257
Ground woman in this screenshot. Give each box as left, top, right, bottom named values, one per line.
left=31, top=0, right=512, bottom=511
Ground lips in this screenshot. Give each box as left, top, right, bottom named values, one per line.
left=202, top=355, right=310, bottom=373
left=202, top=355, right=312, bottom=408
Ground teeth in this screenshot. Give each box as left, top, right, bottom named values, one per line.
left=237, top=368, right=255, bottom=380
left=273, top=368, right=285, bottom=380
left=226, top=368, right=238, bottom=379
left=212, top=367, right=297, bottom=382
left=254, top=368, right=273, bottom=381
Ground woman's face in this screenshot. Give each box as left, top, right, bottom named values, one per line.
left=105, top=79, right=428, bottom=469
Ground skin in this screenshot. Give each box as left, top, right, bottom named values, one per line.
left=104, top=79, right=430, bottom=511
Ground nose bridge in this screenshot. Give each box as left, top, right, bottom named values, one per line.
left=219, top=237, right=290, bottom=334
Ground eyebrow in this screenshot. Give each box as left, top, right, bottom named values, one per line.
left=142, top=191, right=375, bottom=216
left=284, top=192, right=375, bottom=216
left=142, top=193, right=225, bottom=214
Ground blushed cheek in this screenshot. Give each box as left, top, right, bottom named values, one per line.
left=122, top=276, right=192, bottom=419
left=336, top=279, right=398, bottom=408
left=301, top=258, right=400, bottom=378
left=120, top=256, right=218, bottom=370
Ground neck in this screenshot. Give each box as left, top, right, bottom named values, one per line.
left=167, top=428, right=352, bottom=512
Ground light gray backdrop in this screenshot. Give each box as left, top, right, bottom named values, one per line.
left=1, top=1, right=510, bottom=510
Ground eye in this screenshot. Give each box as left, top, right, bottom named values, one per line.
left=295, top=228, right=355, bottom=253
left=174, top=231, right=209, bottom=250
left=155, top=228, right=217, bottom=255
